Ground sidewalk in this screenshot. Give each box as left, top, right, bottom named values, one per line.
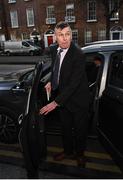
left=0, top=162, right=75, bottom=179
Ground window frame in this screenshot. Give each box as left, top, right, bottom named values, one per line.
left=46, top=5, right=55, bottom=19
left=98, top=29, right=106, bottom=41
left=109, top=0, right=119, bottom=21
left=8, top=0, right=16, bottom=3
left=85, top=29, right=92, bottom=44
left=87, top=0, right=97, bottom=22
left=26, top=8, right=35, bottom=27
left=108, top=52, right=123, bottom=90
left=72, top=30, right=78, bottom=44
left=10, top=10, right=19, bottom=28
left=66, top=3, right=74, bottom=17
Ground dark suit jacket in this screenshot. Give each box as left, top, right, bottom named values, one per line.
left=50, top=42, right=89, bottom=112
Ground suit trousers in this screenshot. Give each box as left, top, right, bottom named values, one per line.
left=59, top=107, right=89, bottom=156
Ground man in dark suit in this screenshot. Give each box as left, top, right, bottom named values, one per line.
left=40, top=21, right=89, bottom=167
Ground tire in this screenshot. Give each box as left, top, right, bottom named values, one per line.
left=0, top=108, right=19, bottom=144
left=6, top=51, right=10, bottom=56
left=29, top=51, right=34, bottom=56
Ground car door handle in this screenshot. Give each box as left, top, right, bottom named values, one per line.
left=12, top=88, right=25, bottom=93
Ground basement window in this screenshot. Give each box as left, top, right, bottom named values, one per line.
left=8, top=0, right=16, bottom=3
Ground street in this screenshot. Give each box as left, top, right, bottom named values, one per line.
left=0, top=55, right=50, bottom=74
left=0, top=55, right=47, bottom=64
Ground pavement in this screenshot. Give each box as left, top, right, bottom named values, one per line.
left=0, top=136, right=123, bottom=179
left=0, top=162, right=76, bottom=179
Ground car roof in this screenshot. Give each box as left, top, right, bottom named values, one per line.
left=81, top=40, right=123, bottom=53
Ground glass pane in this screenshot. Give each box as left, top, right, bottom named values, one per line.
left=109, top=53, right=123, bottom=89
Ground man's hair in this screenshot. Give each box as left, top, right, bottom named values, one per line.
left=55, top=21, right=71, bottom=30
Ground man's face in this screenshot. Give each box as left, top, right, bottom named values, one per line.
left=55, top=27, right=72, bottom=49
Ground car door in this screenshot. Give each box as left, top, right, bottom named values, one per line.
left=85, top=53, right=104, bottom=134
left=19, top=61, right=48, bottom=175
left=22, top=41, right=30, bottom=54
left=98, top=52, right=123, bottom=171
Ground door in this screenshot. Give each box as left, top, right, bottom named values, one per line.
left=47, top=36, right=53, bottom=46
left=85, top=53, right=104, bottom=134
left=22, top=41, right=30, bottom=54
left=19, top=61, right=47, bottom=176
left=112, top=32, right=120, bottom=40
left=98, top=52, right=123, bottom=171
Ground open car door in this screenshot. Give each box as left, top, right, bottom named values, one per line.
left=19, top=61, right=47, bottom=178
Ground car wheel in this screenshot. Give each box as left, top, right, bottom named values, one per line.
left=29, top=51, right=34, bottom=56
left=0, top=108, right=19, bottom=144
left=6, top=51, right=10, bottom=56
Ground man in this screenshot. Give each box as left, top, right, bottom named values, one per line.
left=40, top=21, right=89, bottom=167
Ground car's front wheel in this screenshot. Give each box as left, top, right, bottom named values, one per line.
left=29, top=51, right=34, bottom=56
left=0, top=108, right=19, bottom=144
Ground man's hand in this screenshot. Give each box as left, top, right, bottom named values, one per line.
left=39, top=101, right=58, bottom=115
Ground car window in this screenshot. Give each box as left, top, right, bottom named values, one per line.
left=27, top=40, right=35, bottom=46
left=108, top=53, right=123, bottom=89
left=19, top=70, right=34, bottom=82
left=85, top=53, right=104, bottom=85
left=22, top=41, right=30, bottom=47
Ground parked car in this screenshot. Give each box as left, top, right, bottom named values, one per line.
left=0, top=61, right=51, bottom=143
left=3, top=40, right=42, bottom=56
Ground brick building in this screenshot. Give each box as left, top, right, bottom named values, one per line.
left=0, top=0, right=123, bottom=47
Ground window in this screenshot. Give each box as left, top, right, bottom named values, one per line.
left=46, top=6, right=55, bottom=18
left=85, top=53, right=103, bottom=85
left=87, top=0, right=96, bottom=21
left=8, top=0, right=16, bottom=3
left=72, top=30, right=78, bottom=44
left=109, top=53, right=123, bottom=89
left=98, top=29, right=106, bottom=41
left=65, top=4, right=75, bottom=22
left=46, top=6, right=56, bottom=24
left=26, top=8, right=34, bottom=27
left=22, top=41, right=30, bottom=47
left=66, top=4, right=74, bottom=17
left=109, top=0, right=119, bottom=20
left=85, top=30, right=92, bottom=44
left=10, top=10, right=18, bottom=28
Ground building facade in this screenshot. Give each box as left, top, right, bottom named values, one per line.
left=0, top=0, right=123, bottom=47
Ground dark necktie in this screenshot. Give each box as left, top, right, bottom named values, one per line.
left=52, top=49, right=63, bottom=90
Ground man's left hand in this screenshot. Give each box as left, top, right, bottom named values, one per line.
left=39, top=101, right=58, bottom=115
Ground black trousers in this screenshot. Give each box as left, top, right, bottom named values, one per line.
left=59, top=107, right=89, bottom=156
left=51, top=89, right=89, bottom=156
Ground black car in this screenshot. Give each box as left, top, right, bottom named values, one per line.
left=18, top=40, right=123, bottom=175
left=0, top=61, right=51, bottom=143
